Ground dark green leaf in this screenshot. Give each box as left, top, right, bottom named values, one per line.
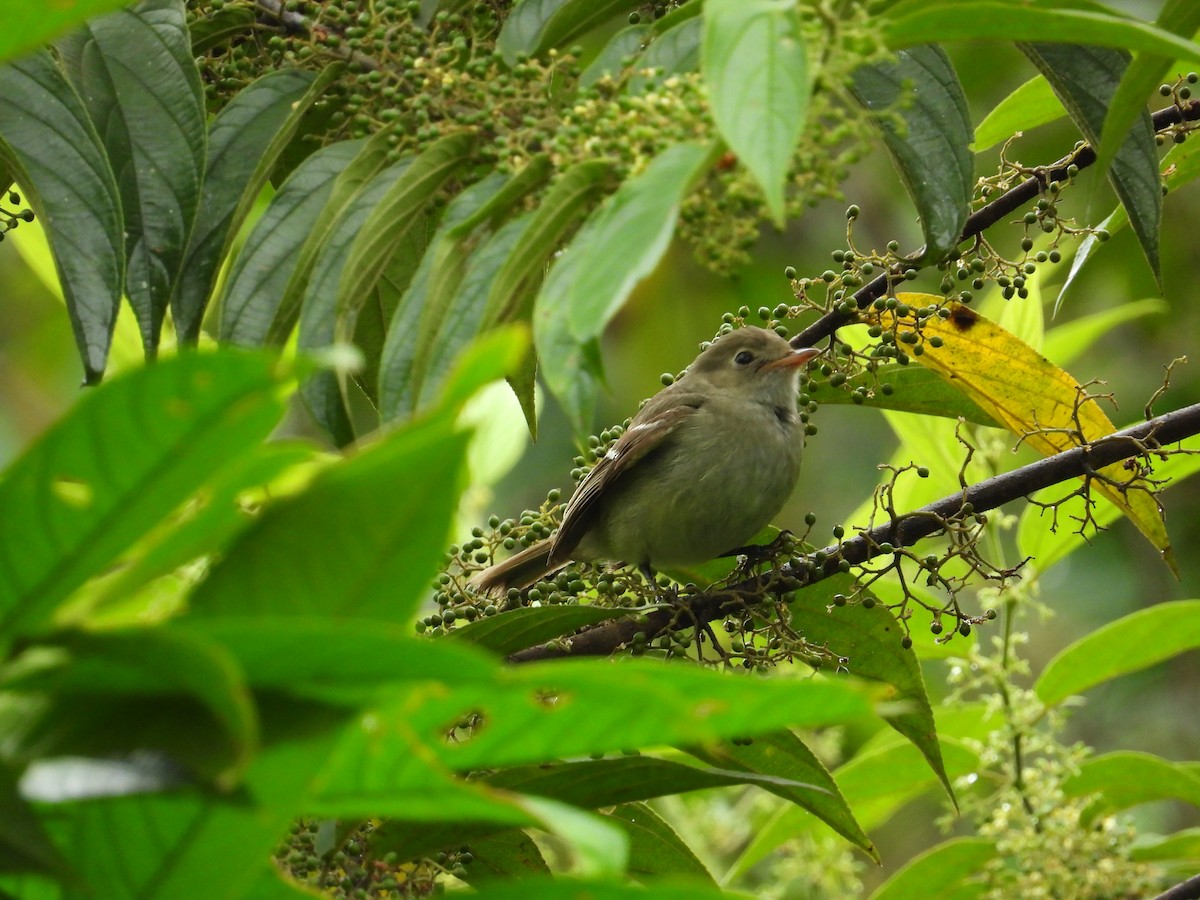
left=446, top=605, right=641, bottom=656
left=498, top=0, right=634, bottom=65
left=813, top=366, right=1001, bottom=427
left=1020, top=42, right=1162, bottom=286
left=536, top=143, right=709, bottom=435
left=0, top=769, right=74, bottom=880
left=187, top=414, right=469, bottom=623
left=691, top=730, right=877, bottom=860
left=867, top=837, right=996, bottom=900
left=884, top=1, right=1200, bottom=63
left=579, top=24, right=650, bottom=88
left=447, top=878, right=743, bottom=900
left=0, top=350, right=294, bottom=643
left=851, top=45, right=972, bottom=262
left=59, top=0, right=205, bottom=357
left=189, top=4, right=257, bottom=54
left=607, top=803, right=714, bottom=882
left=1064, top=751, right=1200, bottom=816
left=703, top=0, right=808, bottom=225
left=174, top=66, right=337, bottom=342
left=458, top=830, right=551, bottom=882
left=0, top=50, right=123, bottom=382
left=628, top=17, right=701, bottom=94
left=1036, top=600, right=1200, bottom=706
left=789, top=575, right=953, bottom=803
left=219, top=140, right=364, bottom=346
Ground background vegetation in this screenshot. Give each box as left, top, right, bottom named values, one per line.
left=3, top=0, right=1200, bottom=898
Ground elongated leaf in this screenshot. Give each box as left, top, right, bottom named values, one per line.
left=457, top=830, right=551, bottom=882
left=579, top=24, right=649, bottom=88
left=814, top=365, right=1000, bottom=427
left=189, top=4, right=256, bottom=54
left=868, top=837, right=996, bottom=900
left=498, top=0, right=633, bottom=64
left=0, top=770, right=73, bottom=881
left=703, top=0, right=807, bottom=225
left=1130, top=828, right=1200, bottom=863
left=607, top=803, right=714, bottom=882
left=447, top=605, right=641, bottom=657
left=691, top=729, right=877, bottom=860
left=187, top=414, right=469, bottom=623
left=174, top=66, right=336, bottom=342
left=1064, top=751, right=1200, bottom=815
left=628, top=16, right=701, bottom=94
left=852, top=45, right=972, bottom=262
left=219, top=140, right=363, bottom=346
left=1020, top=42, right=1162, bottom=286
left=973, top=75, right=1064, bottom=151
left=0, top=0, right=142, bottom=65
left=0, top=50, right=123, bottom=382
left=59, top=0, right=205, bottom=356
left=536, top=143, right=709, bottom=434
left=297, top=158, right=413, bottom=444
left=456, top=880, right=742, bottom=900
left=1036, top=600, right=1200, bottom=706
left=0, top=351, right=294, bottom=643
left=1042, top=298, right=1166, bottom=367
left=1095, top=0, right=1200, bottom=180
left=878, top=294, right=1174, bottom=572
left=884, top=1, right=1200, bottom=63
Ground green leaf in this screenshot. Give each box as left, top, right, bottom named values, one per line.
left=1095, top=0, right=1200, bottom=181
left=189, top=4, right=257, bottom=54
left=1130, top=827, right=1200, bottom=863
left=536, top=143, right=710, bottom=434
left=458, top=830, right=551, bottom=882
left=0, top=0, right=143, bottom=65
left=692, top=730, right=877, bottom=861
left=0, top=50, right=123, bottom=382
left=1042, top=298, right=1166, bottom=367
left=187, top=415, right=469, bottom=623
left=0, top=769, right=74, bottom=881
left=58, top=0, right=205, bottom=357
left=497, top=0, right=633, bottom=65
left=219, top=140, right=364, bottom=346
left=446, top=605, right=641, bottom=657
left=884, top=1, right=1200, bottom=64
left=174, top=66, right=336, bottom=343
left=867, top=837, right=996, bottom=900
left=1036, top=600, right=1200, bottom=707
left=579, top=24, right=650, bottom=88
left=607, top=802, right=714, bottom=882
left=1064, top=751, right=1200, bottom=815
left=0, top=350, right=294, bottom=644
left=813, top=365, right=1001, bottom=427
left=702, top=0, right=807, bottom=226
left=60, top=0, right=204, bottom=360
left=628, top=17, right=701, bottom=95
left=375, top=158, right=546, bottom=422
left=11, top=626, right=257, bottom=782
left=789, top=575, right=953, bottom=803
left=851, top=45, right=972, bottom=262
left=1020, top=42, right=1162, bottom=287
left=973, top=75, right=1064, bottom=151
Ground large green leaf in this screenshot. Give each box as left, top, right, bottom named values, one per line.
left=0, top=0, right=143, bottom=65
left=1094, top=0, right=1200, bottom=180
left=187, top=414, right=469, bottom=623
left=1036, top=600, right=1200, bottom=706
left=703, top=0, right=808, bottom=225
left=1020, top=42, right=1162, bottom=287
left=218, top=140, right=363, bottom=346
left=58, top=0, right=205, bottom=356
left=0, top=769, right=73, bottom=881
left=973, top=75, right=1064, bottom=151
left=1064, top=751, right=1200, bottom=816
left=0, top=50, right=124, bottom=382
left=851, top=45, right=972, bottom=262
left=813, top=365, right=1000, bottom=427
left=173, top=66, right=337, bottom=342
left=579, top=23, right=650, bottom=88
left=606, top=803, right=714, bottom=882
left=867, top=837, right=996, bottom=900
left=536, top=143, right=710, bottom=434
left=883, top=1, right=1200, bottom=63
left=628, top=16, right=701, bottom=94
left=0, top=350, right=294, bottom=644
left=447, top=605, right=642, bottom=657
left=497, top=0, right=634, bottom=64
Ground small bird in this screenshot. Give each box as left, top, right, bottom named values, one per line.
left=471, top=326, right=821, bottom=594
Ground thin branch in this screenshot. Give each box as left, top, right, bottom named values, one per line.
left=508, top=401, right=1200, bottom=663
left=791, top=100, right=1200, bottom=351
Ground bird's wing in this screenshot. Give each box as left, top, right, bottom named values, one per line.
left=549, top=390, right=704, bottom=563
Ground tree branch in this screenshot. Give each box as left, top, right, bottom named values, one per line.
left=1153, top=873, right=1200, bottom=900
left=791, top=100, right=1200, bottom=351
left=508, top=401, right=1200, bottom=663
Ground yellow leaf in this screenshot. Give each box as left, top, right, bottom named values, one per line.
left=875, top=293, right=1173, bottom=574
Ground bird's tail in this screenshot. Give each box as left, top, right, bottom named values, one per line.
left=468, top=538, right=565, bottom=595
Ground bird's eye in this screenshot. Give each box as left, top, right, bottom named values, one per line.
left=734, top=350, right=754, bottom=366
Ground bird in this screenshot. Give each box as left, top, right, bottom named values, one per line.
left=470, top=326, right=821, bottom=594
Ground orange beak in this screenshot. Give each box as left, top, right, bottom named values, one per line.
left=762, top=346, right=821, bottom=372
